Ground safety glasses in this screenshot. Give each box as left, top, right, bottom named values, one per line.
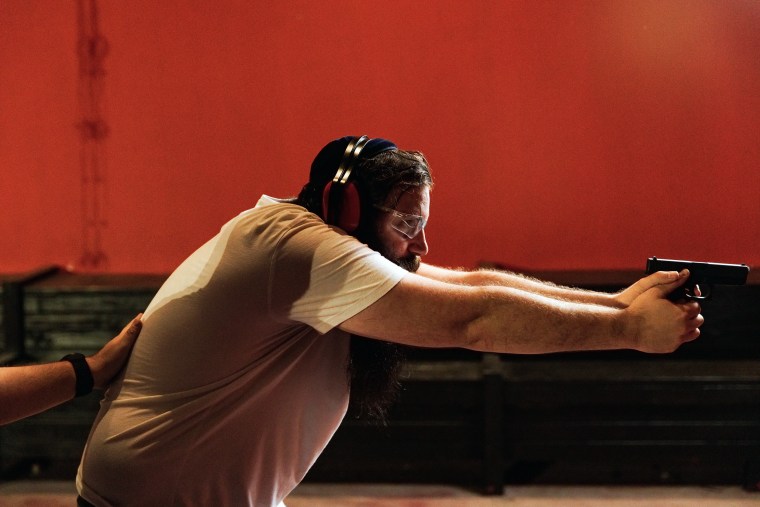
left=373, top=204, right=427, bottom=239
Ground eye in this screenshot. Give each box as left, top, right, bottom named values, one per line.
left=401, top=217, right=419, bottom=229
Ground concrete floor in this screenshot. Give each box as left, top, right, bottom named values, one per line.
left=0, top=482, right=758, bottom=507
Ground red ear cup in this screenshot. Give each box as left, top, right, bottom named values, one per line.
left=321, top=181, right=333, bottom=223
left=322, top=181, right=361, bottom=233
left=320, top=136, right=378, bottom=233
left=338, top=182, right=361, bottom=232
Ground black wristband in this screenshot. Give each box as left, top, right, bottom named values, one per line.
left=60, top=353, right=94, bottom=397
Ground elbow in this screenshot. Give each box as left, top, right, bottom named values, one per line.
left=456, top=290, right=497, bottom=351
left=453, top=285, right=525, bottom=353
left=459, top=314, right=498, bottom=352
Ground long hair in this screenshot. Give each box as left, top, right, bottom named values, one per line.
left=296, top=144, right=433, bottom=422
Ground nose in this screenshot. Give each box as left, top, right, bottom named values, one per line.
left=408, top=229, right=428, bottom=257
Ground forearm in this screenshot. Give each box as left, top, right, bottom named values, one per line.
left=465, top=285, right=631, bottom=354
left=418, top=263, right=620, bottom=307
left=0, top=361, right=78, bottom=425
left=0, top=315, right=141, bottom=426
left=478, top=269, right=621, bottom=307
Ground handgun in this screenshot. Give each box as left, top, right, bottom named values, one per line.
left=646, top=257, right=750, bottom=301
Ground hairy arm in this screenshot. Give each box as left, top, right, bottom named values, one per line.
left=0, top=315, right=141, bottom=426
left=416, top=263, right=669, bottom=308
left=340, top=270, right=702, bottom=355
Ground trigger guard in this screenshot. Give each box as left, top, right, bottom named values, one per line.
left=683, top=283, right=709, bottom=301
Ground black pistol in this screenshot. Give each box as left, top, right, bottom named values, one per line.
left=646, top=257, right=750, bottom=301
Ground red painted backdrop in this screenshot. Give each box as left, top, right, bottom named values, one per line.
left=2, top=0, right=758, bottom=274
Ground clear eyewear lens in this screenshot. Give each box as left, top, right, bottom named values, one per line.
left=391, top=217, right=422, bottom=238
left=374, top=205, right=427, bottom=239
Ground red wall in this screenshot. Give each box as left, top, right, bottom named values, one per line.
left=2, top=0, right=759, bottom=274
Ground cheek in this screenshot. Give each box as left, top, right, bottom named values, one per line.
left=375, top=224, right=405, bottom=256
left=376, top=222, right=395, bottom=245
left=388, top=239, right=408, bottom=257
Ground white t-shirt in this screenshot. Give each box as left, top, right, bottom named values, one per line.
left=77, top=196, right=408, bottom=506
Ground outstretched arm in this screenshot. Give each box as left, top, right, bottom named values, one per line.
left=0, top=315, right=142, bottom=426
left=416, top=263, right=678, bottom=308
left=340, top=270, right=702, bottom=355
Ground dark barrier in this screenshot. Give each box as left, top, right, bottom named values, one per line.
left=1, top=265, right=60, bottom=365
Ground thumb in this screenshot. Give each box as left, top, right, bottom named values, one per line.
left=650, top=269, right=690, bottom=298
left=129, top=313, right=143, bottom=334
left=122, top=313, right=143, bottom=341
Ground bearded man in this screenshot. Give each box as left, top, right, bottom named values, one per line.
left=76, top=136, right=702, bottom=507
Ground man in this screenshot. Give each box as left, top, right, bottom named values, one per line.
left=0, top=315, right=142, bottom=426
left=76, top=136, right=702, bottom=506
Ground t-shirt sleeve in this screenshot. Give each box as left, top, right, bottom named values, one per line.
left=268, top=216, right=407, bottom=334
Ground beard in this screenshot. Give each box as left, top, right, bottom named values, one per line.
left=374, top=235, right=421, bottom=274
left=346, top=336, right=406, bottom=423
left=396, top=253, right=421, bottom=273
left=347, top=230, right=418, bottom=422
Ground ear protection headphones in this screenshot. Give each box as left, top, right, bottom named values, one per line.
left=320, top=135, right=371, bottom=232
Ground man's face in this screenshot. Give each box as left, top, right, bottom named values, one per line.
left=373, top=185, right=430, bottom=272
